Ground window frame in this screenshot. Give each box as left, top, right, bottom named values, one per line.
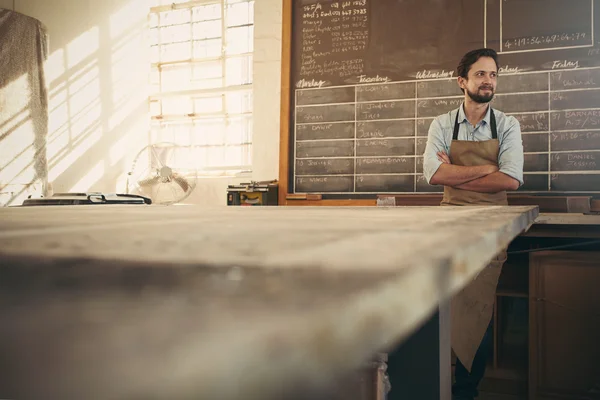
left=148, top=0, right=254, bottom=176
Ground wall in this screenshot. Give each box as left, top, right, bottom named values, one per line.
left=252, top=0, right=283, bottom=182
left=2, top=0, right=283, bottom=206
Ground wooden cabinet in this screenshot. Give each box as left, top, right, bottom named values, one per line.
left=529, top=251, right=600, bottom=400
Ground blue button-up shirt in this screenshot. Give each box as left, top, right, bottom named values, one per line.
left=422, top=104, right=524, bottom=186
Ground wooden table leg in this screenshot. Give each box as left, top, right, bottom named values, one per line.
left=385, top=301, right=452, bottom=400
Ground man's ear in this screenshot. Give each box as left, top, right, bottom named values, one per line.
left=457, top=76, right=466, bottom=91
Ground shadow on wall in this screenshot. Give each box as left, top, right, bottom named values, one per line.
left=0, top=0, right=149, bottom=206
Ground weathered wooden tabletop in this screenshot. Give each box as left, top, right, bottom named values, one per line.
left=0, top=205, right=538, bottom=400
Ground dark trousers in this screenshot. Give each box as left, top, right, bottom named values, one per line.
left=452, top=319, right=494, bottom=399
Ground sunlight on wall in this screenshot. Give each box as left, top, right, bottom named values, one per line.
left=46, top=25, right=102, bottom=185
left=110, top=39, right=147, bottom=131
left=46, top=25, right=101, bottom=183
left=66, top=26, right=99, bottom=69
left=70, top=159, right=104, bottom=192
left=107, top=0, right=149, bottom=190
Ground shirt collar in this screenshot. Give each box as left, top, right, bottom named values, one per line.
left=458, top=102, right=491, bottom=126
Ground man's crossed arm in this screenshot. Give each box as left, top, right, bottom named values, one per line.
left=430, top=151, right=520, bottom=193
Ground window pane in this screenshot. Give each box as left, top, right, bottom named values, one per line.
left=150, top=100, right=161, bottom=117
left=226, top=91, right=252, bottom=114
left=193, top=118, right=226, bottom=146
left=193, top=39, right=222, bottom=58
left=159, top=9, right=190, bottom=27
left=226, top=25, right=253, bottom=55
left=171, top=122, right=192, bottom=146
left=160, top=24, right=191, bottom=45
left=149, top=13, right=159, bottom=28
left=160, top=42, right=192, bottom=62
left=150, top=45, right=159, bottom=63
left=194, top=96, right=223, bottom=114
left=226, top=2, right=252, bottom=27
left=162, top=97, right=192, bottom=115
left=161, top=64, right=192, bottom=92
left=226, top=115, right=252, bottom=144
left=225, top=55, right=252, bottom=85
left=193, top=60, right=223, bottom=89
left=150, top=27, right=159, bottom=46
left=152, top=122, right=191, bottom=146
left=151, top=122, right=174, bottom=143
left=150, top=67, right=160, bottom=93
left=158, top=62, right=224, bottom=92
left=193, top=60, right=222, bottom=80
left=223, top=143, right=252, bottom=168
left=193, top=4, right=221, bottom=22
left=193, top=20, right=221, bottom=40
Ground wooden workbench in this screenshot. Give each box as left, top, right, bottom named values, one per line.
left=0, top=205, right=538, bottom=400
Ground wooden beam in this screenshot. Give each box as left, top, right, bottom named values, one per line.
left=508, top=195, right=591, bottom=214
left=278, top=0, right=293, bottom=206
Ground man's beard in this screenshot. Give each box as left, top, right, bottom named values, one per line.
left=466, top=86, right=494, bottom=103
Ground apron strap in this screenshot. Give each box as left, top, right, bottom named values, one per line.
left=453, top=106, right=498, bottom=140
left=490, top=108, right=497, bottom=139
left=452, top=108, right=461, bottom=140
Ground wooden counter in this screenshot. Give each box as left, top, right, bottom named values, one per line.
left=0, top=205, right=538, bottom=400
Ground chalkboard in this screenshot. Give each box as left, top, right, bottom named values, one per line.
left=288, top=0, right=600, bottom=196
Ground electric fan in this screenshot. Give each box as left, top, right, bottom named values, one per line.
left=126, top=142, right=197, bottom=205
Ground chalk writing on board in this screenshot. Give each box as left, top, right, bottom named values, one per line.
left=359, top=157, right=409, bottom=165
left=552, top=132, right=600, bottom=141
left=562, top=78, right=597, bottom=88
left=358, top=75, right=391, bottom=83
left=552, top=110, right=600, bottom=129
left=552, top=60, right=580, bottom=69
left=297, top=79, right=328, bottom=89
left=415, top=70, right=455, bottom=79
left=298, top=177, right=328, bottom=184
left=545, top=60, right=580, bottom=70
left=503, top=33, right=589, bottom=50
left=299, top=0, right=369, bottom=82
left=499, top=65, right=526, bottom=74
left=552, top=153, right=599, bottom=170
left=567, top=154, right=597, bottom=169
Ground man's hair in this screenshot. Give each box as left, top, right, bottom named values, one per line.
left=456, top=48, right=499, bottom=79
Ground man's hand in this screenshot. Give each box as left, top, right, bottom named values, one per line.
left=437, top=151, right=451, bottom=164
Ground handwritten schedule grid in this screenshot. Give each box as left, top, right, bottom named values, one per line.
left=293, top=67, right=600, bottom=194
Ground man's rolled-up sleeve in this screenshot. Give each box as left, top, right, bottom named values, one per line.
left=423, top=118, right=448, bottom=184
left=498, top=117, right=524, bottom=186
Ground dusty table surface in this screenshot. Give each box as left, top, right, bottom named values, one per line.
left=0, top=205, right=538, bottom=400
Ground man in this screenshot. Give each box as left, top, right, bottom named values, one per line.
left=422, top=48, right=524, bottom=400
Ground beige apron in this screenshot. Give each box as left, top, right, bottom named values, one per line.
left=441, top=108, right=508, bottom=372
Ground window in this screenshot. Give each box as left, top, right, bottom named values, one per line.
left=148, top=0, right=254, bottom=175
